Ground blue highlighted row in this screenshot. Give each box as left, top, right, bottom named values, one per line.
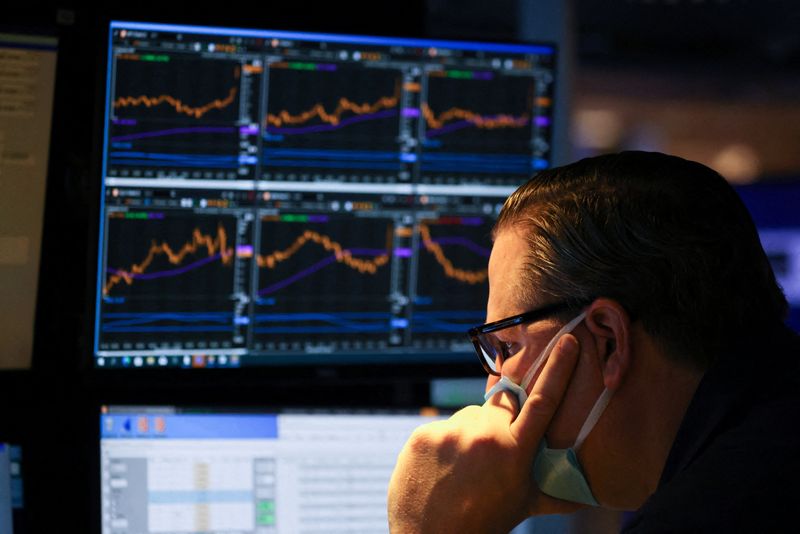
left=149, top=490, right=254, bottom=504
left=102, top=312, right=234, bottom=333
left=264, top=148, right=406, bottom=171
left=100, top=310, right=485, bottom=334
left=109, top=151, right=241, bottom=169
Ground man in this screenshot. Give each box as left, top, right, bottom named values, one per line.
left=388, top=151, right=800, bottom=533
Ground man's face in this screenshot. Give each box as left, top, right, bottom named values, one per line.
left=486, top=228, right=606, bottom=449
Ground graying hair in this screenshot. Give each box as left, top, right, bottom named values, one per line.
left=494, top=151, right=787, bottom=368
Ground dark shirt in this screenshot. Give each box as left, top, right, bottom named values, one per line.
left=622, top=324, right=800, bottom=533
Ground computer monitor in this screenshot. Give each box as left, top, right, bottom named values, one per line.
left=736, top=182, right=800, bottom=331
left=0, top=444, right=23, bottom=534
left=92, top=21, right=558, bottom=369
left=99, top=405, right=442, bottom=533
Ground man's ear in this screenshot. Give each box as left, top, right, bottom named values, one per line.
left=583, top=298, right=632, bottom=391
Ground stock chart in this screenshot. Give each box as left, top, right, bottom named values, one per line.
left=94, top=21, right=556, bottom=367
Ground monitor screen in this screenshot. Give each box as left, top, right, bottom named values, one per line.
left=0, top=443, right=23, bottom=534
left=99, top=405, right=443, bottom=533
left=736, top=182, right=800, bottom=331
left=0, top=32, right=58, bottom=370
left=93, top=21, right=557, bottom=368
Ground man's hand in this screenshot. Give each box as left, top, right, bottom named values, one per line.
left=387, top=335, right=583, bottom=534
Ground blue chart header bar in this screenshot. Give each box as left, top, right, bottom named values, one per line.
left=110, top=20, right=555, bottom=55
left=101, top=414, right=278, bottom=439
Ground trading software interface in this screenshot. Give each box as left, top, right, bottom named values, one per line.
left=736, top=183, right=800, bottom=331
left=0, top=444, right=23, bottom=534
left=99, top=406, right=443, bottom=534
left=94, top=21, right=557, bottom=368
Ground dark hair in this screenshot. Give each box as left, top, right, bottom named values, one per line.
left=494, top=151, right=787, bottom=368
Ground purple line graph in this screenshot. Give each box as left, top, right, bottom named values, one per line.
left=258, top=255, right=337, bottom=296
left=107, top=253, right=223, bottom=281
left=110, top=126, right=237, bottom=143
left=103, top=233, right=489, bottom=296
left=426, top=115, right=531, bottom=138
left=257, top=233, right=489, bottom=297
left=265, top=109, right=398, bottom=136
left=258, top=247, right=387, bottom=296
left=429, top=236, right=491, bottom=257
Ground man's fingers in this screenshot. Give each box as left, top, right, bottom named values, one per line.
left=511, top=333, right=580, bottom=453
left=483, top=387, right=521, bottom=422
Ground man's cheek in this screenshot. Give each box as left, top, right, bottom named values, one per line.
left=542, top=370, right=595, bottom=449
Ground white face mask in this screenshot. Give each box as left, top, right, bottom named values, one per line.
left=484, top=311, right=612, bottom=506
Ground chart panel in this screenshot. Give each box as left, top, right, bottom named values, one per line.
left=108, top=53, right=260, bottom=180
left=97, top=188, right=254, bottom=356
left=412, top=214, right=493, bottom=352
left=263, top=63, right=406, bottom=182
left=420, top=69, right=553, bottom=185
left=254, top=212, right=395, bottom=354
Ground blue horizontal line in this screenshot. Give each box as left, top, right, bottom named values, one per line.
left=111, top=20, right=555, bottom=55
left=104, top=316, right=232, bottom=327
left=101, top=326, right=233, bottom=333
left=423, top=153, right=532, bottom=162
left=421, top=165, right=529, bottom=174
left=264, top=148, right=402, bottom=161
left=150, top=490, right=253, bottom=504
left=110, top=151, right=238, bottom=163
left=263, top=160, right=401, bottom=170
left=411, top=323, right=475, bottom=333
left=422, top=163, right=531, bottom=171
left=422, top=161, right=530, bottom=169
left=257, top=322, right=388, bottom=330
left=112, top=21, right=555, bottom=55
left=422, top=160, right=529, bottom=168
left=413, top=311, right=485, bottom=319
left=255, top=312, right=392, bottom=321
left=254, top=326, right=388, bottom=333
left=110, top=159, right=238, bottom=169
left=104, top=312, right=234, bottom=318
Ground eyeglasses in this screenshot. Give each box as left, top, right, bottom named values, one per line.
left=468, top=300, right=576, bottom=376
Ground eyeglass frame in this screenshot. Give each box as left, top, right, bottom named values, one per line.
left=467, top=300, right=587, bottom=376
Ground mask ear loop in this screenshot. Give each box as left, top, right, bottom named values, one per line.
left=519, top=311, right=587, bottom=392
left=573, top=388, right=612, bottom=451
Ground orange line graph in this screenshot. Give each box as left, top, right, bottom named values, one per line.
left=257, top=229, right=390, bottom=274
left=103, top=224, right=233, bottom=295
left=421, top=102, right=529, bottom=130
left=113, top=67, right=240, bottom=119
left=264, top=81, right=400, bottom=127
left=419, top=223, right=487, bottom=285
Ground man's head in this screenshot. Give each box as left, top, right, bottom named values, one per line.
left=493, top=151, right=787, bottom=369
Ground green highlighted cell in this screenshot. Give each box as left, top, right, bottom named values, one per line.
left=124, top=212, right=149, bottom=219
left=258, top=500, right=275, bottom=512
left=140, top=54, right=170, bottom=62
left=257, top=500, right=276, bottom=525
left=281, top=214, right=309, bottom=223
left=121, top=211, right=165, bottom=220
left=446, top=70, right=473, bottom=79
left=287, top=62, right=317, bottom=70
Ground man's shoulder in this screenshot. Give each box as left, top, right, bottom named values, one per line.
left=623, top=327, right=800, bottom=533
left=623, top=397, right=800, bottom=532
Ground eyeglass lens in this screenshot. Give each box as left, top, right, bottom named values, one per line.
left=477, top=333, right=503, bottom=373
